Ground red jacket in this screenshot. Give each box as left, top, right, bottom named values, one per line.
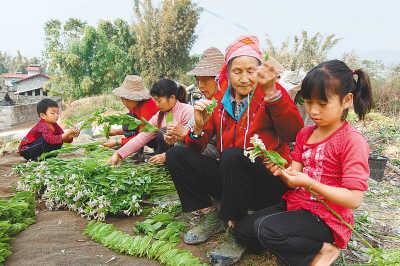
left=19, top=119, right=64, bottom=152
left=120, top=98, right=159, bottom=146
left=185, top=83, right=303, bottom=163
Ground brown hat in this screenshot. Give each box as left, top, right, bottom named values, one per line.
left=112, top=75, right=151, bottom=101
left=188, top=47, right=224, bottom=77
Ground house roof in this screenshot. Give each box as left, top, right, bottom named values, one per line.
left=14, top=87, right=45, bottom=94
left=15, top=74, right=49, bottom=84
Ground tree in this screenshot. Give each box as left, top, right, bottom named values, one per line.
left=43, top=18, right=137, bottom=100
left=133, top=0, right=201, bottom=86
left=266, top=31, right=340, bottom=71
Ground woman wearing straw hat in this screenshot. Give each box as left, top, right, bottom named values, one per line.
left=109, top=79, right=194, bottom=165
left=164, top=47, right=224, bottom=160
left=103, top=75, right=158, bottom=149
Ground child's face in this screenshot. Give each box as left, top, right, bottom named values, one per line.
left=304, top=92, right=353, bottom=127
left=40, top=107, right=60, bottom=124
left=153, top=96, right=176, bottom=112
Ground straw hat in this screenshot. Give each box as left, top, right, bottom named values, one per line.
left=188, top=47, right=224, bottom=77
left=112, top=75, right=150, bottom=101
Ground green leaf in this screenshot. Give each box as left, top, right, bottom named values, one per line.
left=205, top=98, right=217, bottom=114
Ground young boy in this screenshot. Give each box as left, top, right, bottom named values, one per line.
left=18, top=98, right=79, bottom=161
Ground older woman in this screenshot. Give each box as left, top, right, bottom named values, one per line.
left=166, top=36, right=304, bottom=265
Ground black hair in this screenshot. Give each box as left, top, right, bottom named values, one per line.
left=37, top=98, right=59, bottom=116
left=150, top=79, right=187, bottom=103
left=299, top=59, right=373, bottom=120
left=150, top=79, right=187, bottom=128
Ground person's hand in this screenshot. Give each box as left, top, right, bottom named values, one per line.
left=148, top=153, right=166, bottom=164
left=265, top=161, right=313, bottom=189
left=103, top=139, right=117, bottom=148
left=193, top=99, right=213, bottom=135
left=109, top=152, right=122, bottom=166
left=257, top=62, right=279, bottom=97
left=166, top=125, right=189, bottom=142
left=164, top=132, right=178, bottom=145
left=71, top=127, right=80, bottom=137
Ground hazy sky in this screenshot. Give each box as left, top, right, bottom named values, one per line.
left=1, top=0, right=399, bottom=64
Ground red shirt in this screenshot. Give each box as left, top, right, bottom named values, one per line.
left=19, top=119, right=64, bottom=152
left=185, top=83, right=304, bottom=162
left=120, top=98, right=159, bottom=146
left=283, top=122, right=370, bottom=248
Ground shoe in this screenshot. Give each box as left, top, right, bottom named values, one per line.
left=183, top=209, right=224, bottom=244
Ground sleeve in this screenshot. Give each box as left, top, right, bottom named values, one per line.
left=265, top=83, right=304, bottom=142
left=184, top=111, right=216, bottom=152
left=340, top=133, right=370, bottom=191
left=39, top=124, right=63, bottom=145
left=117, top=113, right=158, bottom=159
left=290, top=128, right=307, bottom=163
left=180, top=105, right=194, bottom=126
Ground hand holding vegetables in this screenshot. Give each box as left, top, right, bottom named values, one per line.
left=193, top=99, right=214, bottom=135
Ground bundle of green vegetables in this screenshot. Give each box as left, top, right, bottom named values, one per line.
left=0, top=191, right=36, bottom=264
left=85, top=221, right=207, bottom=266
left=14, top=145, right=176, bottom=220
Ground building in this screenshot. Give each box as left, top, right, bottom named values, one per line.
left=0, top=65, right=49, bottom=96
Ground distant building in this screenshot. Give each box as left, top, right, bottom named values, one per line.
left=0, top=65, right=49, bottom=96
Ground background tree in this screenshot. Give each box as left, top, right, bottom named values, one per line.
left=43, top=18, right=137, bottom=100
left=266, top=31, right=340, bottom=72
left=133, top=0, right=200, bottom=86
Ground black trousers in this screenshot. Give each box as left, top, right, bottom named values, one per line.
left=166, top=146, right=287, bottom=221
left=234, top=202, right=334, bottom=266
left=20, top=137, right=62, bottom=161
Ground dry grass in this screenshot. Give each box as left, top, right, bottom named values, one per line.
left=60, top=94, right=124, bottom=126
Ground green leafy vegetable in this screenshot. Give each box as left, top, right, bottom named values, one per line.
left=244, top=134, right=287, bottom=167
left=166, top=112, right=174, bottom=125
left=264, top=51, right=269, bottom=61
left=84, top=221, right=207, bottom=266
left=205, top=98, right=217, bottom=114
left=0, top=192, right=36, bottom=264
left=140, top=118, right=159, bottom=133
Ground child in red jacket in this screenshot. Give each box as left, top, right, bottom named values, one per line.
left=19, top=98, right=79, bottom=161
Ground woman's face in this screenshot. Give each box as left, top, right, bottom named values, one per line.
left=121, top=98, right=139, bottom=110
left=196, top=76, right=217, bottom=99
left=152, top=95, right=177, bottom=112
left=228, top=56, right=259, bottom=98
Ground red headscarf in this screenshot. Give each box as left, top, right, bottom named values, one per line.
left=217, top=35, right=263, bottom=91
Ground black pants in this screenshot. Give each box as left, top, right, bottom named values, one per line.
left=20, top=137, right=62, bottom=161
left=166, top=146, right=287, bottom=221
left=234, top=202, right=334, bottom=266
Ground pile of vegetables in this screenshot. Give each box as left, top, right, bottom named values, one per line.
left=85, top=221, right=207, bottom=266
left=14, top=145, right=176, bottom=220
left=85, top=202, right=207, bottom=266
left=0, top=191, right=36, bottom=264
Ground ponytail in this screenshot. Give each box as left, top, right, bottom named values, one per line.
left=176, top=84, right=187, bottom=103
left=353, top=69, right=373, bottom=120
left=150, top=79, right=187, bottom=103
